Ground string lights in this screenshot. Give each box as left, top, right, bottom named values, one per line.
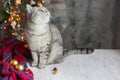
left=1, top=0, right=45, bottom=41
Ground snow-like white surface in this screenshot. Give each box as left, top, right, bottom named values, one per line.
left=28, top=50, right=120, bottom=80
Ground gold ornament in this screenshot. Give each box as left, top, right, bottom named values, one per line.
left=21, top=36, right=24, bottom=41
left=15, top=0, right=21, bottom=5
left=16, top=14, right=20, bottom=17
left=42, top=0, right=44, bottom=4
left=10, top=59, right=18, bottom=66
left=4, top=20, right=7, bottom=23
left=53, top=70, right=58, bottom=74
left=15, top=14, right=21, bottom=22
left=15, top=64, right=24, bottom=71
left=36, top=1, right=42, bottom=7
left=8, top=17, right=14, bottom=23
left=12, top=32, right=15, bottom=35
left=16, top=16, right=21, bottom=22
left=17, top=23, right=21, bottom=28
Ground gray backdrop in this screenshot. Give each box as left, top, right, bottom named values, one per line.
left=45, top=0, right=120, bottom=49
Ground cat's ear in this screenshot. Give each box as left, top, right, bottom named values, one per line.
left=26, top=4, right=32, bottom=13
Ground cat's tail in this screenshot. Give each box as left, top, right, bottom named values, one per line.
left=53, top=48, right=94, bottom=64
left=63, top=48, right=94, bottom=58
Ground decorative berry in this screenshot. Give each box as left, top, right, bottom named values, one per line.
left=52, top=67, right=58, bottom=75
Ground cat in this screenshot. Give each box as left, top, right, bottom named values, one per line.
left=26, top=4, right=94, bottom=69
left=26, top=4, right=63, bottom=69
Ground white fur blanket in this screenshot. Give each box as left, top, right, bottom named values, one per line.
left=28, top=50, right=120, bottom=80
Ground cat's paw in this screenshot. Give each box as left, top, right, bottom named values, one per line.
left=31, top=62, right=38, bottom=67
left=38, top=64, right=46, bottom=69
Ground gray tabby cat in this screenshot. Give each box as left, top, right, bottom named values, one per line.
left=26, top=4, right=94, bottom=69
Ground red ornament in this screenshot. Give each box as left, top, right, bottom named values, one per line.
left=13, top=10, right=18, bottom=14
left=52, top=67, right=58, bottom=74
left=53, top=67, right=57, bottom=71
left=22, top=13, right=26, bottom=16
left=3, top=26, right=7, bottom=30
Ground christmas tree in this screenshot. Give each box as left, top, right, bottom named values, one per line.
left=0, top=0, right=44, bottom=41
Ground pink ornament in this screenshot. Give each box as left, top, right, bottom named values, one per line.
left=11, top=21, right=17, bottom=29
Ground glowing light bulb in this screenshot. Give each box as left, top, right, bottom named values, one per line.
left=15, top=0, right=21, bottom=5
